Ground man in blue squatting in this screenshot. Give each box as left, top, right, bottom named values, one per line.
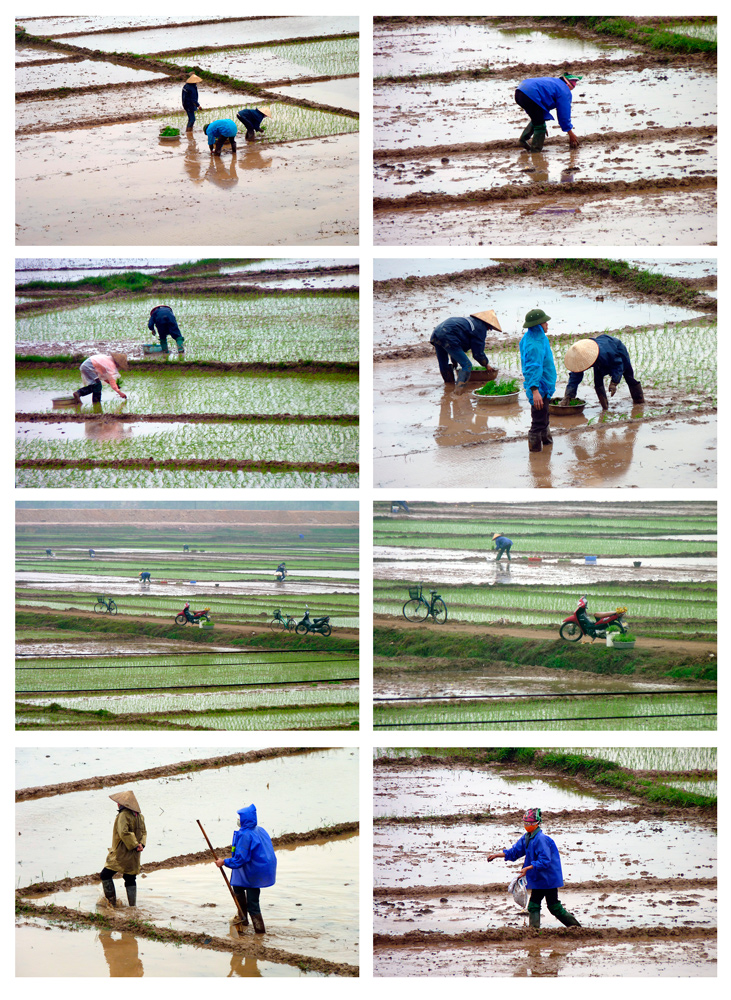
left=514, top=73, right=582, bottom=151
left=519, top=308, right=557, bottom=453
left=203, top=118, right=238, bottom=156
left=560, top=336, right=645, bottom=409
left=429, top=309, right=501, bottom=393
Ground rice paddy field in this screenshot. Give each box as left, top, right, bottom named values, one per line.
left=373, top=747, right=716, bottom=977
left=16, top=16, right=359, bottom=245
left=372, top=500, right=716, bottom=731
left=16, top=502, right=359, bottom=731
left=373, top=15, right=716, bottom=245
left=373, top=257, right=716, bottom=489
left=16, top=257, right=359, bottom=489
left=16, top=747, right=359, bottom=977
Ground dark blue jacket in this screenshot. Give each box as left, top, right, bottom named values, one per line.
left=237, top=109, right=267, bottom=132
left=520, top=324, right=557, bottom=402
left=224, top=805, right=277, bottom=889
left=430, top=316, right=491, bottom=368
left=503, top=828, right=564, bottom=891
left=494, top=536, right=512, bottom=549
left=148, top=306, right=181, bottom=337
left=567, top=334, right=632, bottom=393
left=182, top=83, right=200, bottom=111
left=518, top=77, right=574, bottom=132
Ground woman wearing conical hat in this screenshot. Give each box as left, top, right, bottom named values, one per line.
left=429, top=309, right=501, bottom=393
left=182, top=73, right=203, bottom=132
left=559, top=335, right=645, bottom=410
left=236, top=106, right=272, bottom=142
left=98, top=790, right=146, bottom=910
left=72, top=353, right=129, bottom=406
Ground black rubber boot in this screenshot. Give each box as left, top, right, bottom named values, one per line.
left=230, top=139, right=237, bottom=154
left=596, top=388, right=609, bottom=410
left=519, top=123, right=534, bottom=150
left=629, top=382, right=645, bottom=404
left=548, top=900, right=581, bottom=927
left=527, top=902, right=541, bottom=929
left=101, top=879, right=117, bottom=908
left=529, top=124, right=547, bottom=151
left=541, top=430, right=553, bottom=445
left=528, top=432, right=543, bottom=452
left=442, top=373, right=456, bottom=385
left=213, top=138, right=224, bottom=157
left=245, top=128, right=256, bottom=141
left=453, top=368, right=472, bottom=395
left=251, top=913, right=266, bottom=934
left=126, top=885, right=137, bottom=907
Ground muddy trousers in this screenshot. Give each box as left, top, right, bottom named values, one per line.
left=77, top=379, right=103, bottom=403
left=529, top=888, right=581, bottom=927
left=432, top=340, right=472, bottom=384
left=185, top=110, right=196, bottom=128
left=496, top=545, right=512, bottom=562
left=515, top=89, right=548, bottom=129
left=529, top=395, right=551, bottom=450
left=233, top=886, right=261, bottom=915
left=99, top=868, right=136, bottom=887
left=595, top=365, right=643, bottom=403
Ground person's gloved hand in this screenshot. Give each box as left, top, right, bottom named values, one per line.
left=608, top=381, right=619, bottom=396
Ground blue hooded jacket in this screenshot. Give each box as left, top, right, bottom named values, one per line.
left=518, top=77, right=574, bottom=132
left=503, top=828, right=564, bottom=891
left=519, top=325, right=556, bottom=402
left=430, top=316, right=492, bottom=368
left=205, top=118, right=238, bottom=147
left=224, top=804, right=277, bottom=888
left=567, top=334, right=633, bottom=394
left=494, top=535, right=512, bottom=548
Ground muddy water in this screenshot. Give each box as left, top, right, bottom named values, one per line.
left=374, top=187, right=717, bottom=246
left=16, top=748, right=357, bottom=886
left=374, top=22, right=639, bottom=77
left=39, top=836, right=358, bottom=964
left=16, top=256, right=193, bottom=279
left=17, top=127, right=358, bottom=246
left=68, top=17, right=359, bottom=53
left=625, top=259, right=717, bottom=280
left=246, top=273, right=359, bottom=289
left=17, top=915, right=322, bottom=977
left=375, top=259, right=500, bottom=280
left=374, top=817, right=716, bottom=886
left=16, top=60, right=165, bottom=92
left=374, top=767, right=632, bottom=818
left=15, top=46, right=75, bottom=63
left=271, top=78, right=359, bottom=113
left=375, top=136, right=716, bottom=198
left=16, top=639, right=231, bottom=660
left=222, top=258, right=359, bottom=274
left=17, top=16, right=196, bottom=34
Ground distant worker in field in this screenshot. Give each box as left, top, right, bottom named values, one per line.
left=486, top=808, right=581, bottom=930
left=214, top=804, right=277, bottom=934
left=203, top=119, right=238, bottom=156
left=430, top=310, right=501, bottom=392
left=520, top=309, right=556, bottom=453
left=237, top=106, right=272, bottom=141
left=559, top=336, right=645, bottom=410
left=492, top=532, right=513, bottom=562
left=515, top=73, right=582, bottom=152
left=99, top=790, right=147, bottom=910
left=89, top=548, right=96, bottom=558
left=45, top=548, right=53, bottom=557
left=182, top=73, right=203, bottom=132
left=393, top=501, right=410, bottom=513
left=276, top=562, right=287, bottom=581
left=139, top=571, right=151, bottom=584
left=73, top=353, right=128, bottom=405
left=148, top=305, right=185, bottom=355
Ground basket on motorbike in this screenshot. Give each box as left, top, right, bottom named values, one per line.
left=408, top=585, right=422, bottom=600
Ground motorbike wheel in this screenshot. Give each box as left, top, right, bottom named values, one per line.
left=108, top=602, right=118, bottom=615
left=320, top=624, right=332, bottom=636
left=269, top=618, right=285, bottom=631
left=175, top=614, right=187, bottom=625
left=403, top=599, right=429, bottom=623
left=431, top=599, right=448, bottom=624
left=559, top=622, right=582, bottom=642
left=295, top=623, right=309, bottom=635
left=93, top=603, right=106, bottom=614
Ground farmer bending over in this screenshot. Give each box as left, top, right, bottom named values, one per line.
left=148, top=305, right=185, bottom=355
left=237, top=106, right=271, bottom=141
left=98, top=790, right=146, bottom=910
left=430, top=309, right=501, bottom=392
left=560, top=335, right=645, bottom=410
left=520, top=309, right=556, bottom=453
left=215, top=804, right=277, bottom=934
left=73, top=353, right=128, bottom=405
left=204, top=119, right=238, bottom=156
left=487, top=808, right=581, bottom=929
left=492, top=532, right=513, bottom=562
left=182, top=73, right=203, bottom=132
left=139, top=571, right=151, bottom=584
left=515, top=74, right=582, bottom=151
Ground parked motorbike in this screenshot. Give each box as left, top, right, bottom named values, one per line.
left=559, top=597, right=628, bottom=642
left=296, top=609, right=332, bottom=636
left=175, top=602, right=211, bottom=625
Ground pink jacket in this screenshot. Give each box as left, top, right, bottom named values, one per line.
left=81, top=355, right=121, bottom=393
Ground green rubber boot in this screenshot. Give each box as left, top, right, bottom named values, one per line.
left=530, top=124, right=547, bottom=152
left=519, top=123, right=534, bottom=150
left=527, top=901, right=541, bottom=928
left=548, top=900, right=581, bottom=927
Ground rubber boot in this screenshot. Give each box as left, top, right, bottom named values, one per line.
left=126, top=885, right=137, bottom=908
left=230, top=139, right=237, bottom=154
left=213, top=138, right=224, bottom=157
left=528, top=432, right=543, bottom=452
left=442, top=372, right=456, bottom=385
left=72, top=391, right=82, bottom=404
left=251, top=913, right=266, bottom=934
left=245, top=128, right=256, bottom=141
left=548, top=900, right=581, bottom=927
left=186, top=124, right=193, bottom=132
left=596, top=388, right=609, bottom=410
left=529, top=124, right=547, bottom=152
left=629, top=382, right=645, bottom=404
left=453, top=368, right=472, bottom=395
left=519, top=122, right=534, bottom=151
left=527, top=902, right=541, bottom=929
left=541, top=429, right=553, bottom=445
left=101, top=879, right=117, bottom=908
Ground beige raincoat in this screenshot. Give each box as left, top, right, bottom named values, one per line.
left=104, top=793, right=147, bottom=875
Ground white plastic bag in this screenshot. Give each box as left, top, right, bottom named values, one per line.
left=507, top=874, right=528, bottom=910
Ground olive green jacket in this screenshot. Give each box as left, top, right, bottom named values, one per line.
left=104, top=807, right=147, bottom=874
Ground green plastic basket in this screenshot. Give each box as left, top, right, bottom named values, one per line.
left=408, top=585, right=422, bottom=600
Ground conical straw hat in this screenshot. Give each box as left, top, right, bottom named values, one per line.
left=110, top=352, right=129, bottom=371
left=492, top=533, right=502, bottom=540
left=564, top=339, right=600, bottom=372
left=110, top=790, right=141, bottom=812
left=470, top=309, right=502, bottom=332
left=187, top=73, right=202, bottom=84
left=258, top=105, right=272, bottom=118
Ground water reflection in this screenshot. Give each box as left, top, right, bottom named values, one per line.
left=98, top=928, right=144, bottom=977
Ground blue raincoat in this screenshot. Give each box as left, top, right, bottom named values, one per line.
left=494, top=535, right=512, bottom=549
left=503, top=828, right=564, bottom=891
left=567, top=334, right=633, bottom=394
left=205, top=118, right=238, bottom=148
left=517, top=77, right=575, bottom=132
left=223, top=805, right=277, bottom=888
left=519, top=324, right=556, bottom=402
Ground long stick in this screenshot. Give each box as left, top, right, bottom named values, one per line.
left=196, top=818, right=247, bottom=924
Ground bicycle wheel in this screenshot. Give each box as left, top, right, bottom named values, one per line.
left=269, top=618, right=285, bottom=631
left=403, top=599, right=429, bottom=622
left=93, top=603, right=106, bottom=614
left=320, top=624, right=332, bottom=636
left=287, top=619, right=298, bottom=631
left=175, top=614, right=187, bottom=625
left=295, top=623, right=309, bottom=635
left=431, top=599, right=448, bottom=624
left=108, top=602, right=118, bottom=615
left=559, top=622, right=582, bottom=642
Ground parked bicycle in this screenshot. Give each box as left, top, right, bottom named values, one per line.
left=269, top=608, right=297, bottom=631
left=94, top=595, right=118, bottom=614
left=402, top=584, right=447, bottom=624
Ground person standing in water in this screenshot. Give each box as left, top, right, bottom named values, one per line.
left=98, top=790, right=147, bottom=910
left=215, top=804, right=277, bottom=934
left=181, top=73, right=203, bottom=131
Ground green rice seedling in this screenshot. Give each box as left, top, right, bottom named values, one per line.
left=473, top=378, right=519, bottom=396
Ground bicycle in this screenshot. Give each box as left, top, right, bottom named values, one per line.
left=94, top=596, right=118, bottom=615
left=402, top=584, right=447, bottom=624
left=269, top=609, right=297, bottom=631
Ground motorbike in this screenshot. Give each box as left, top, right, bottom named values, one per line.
left=296, top=609, right=332, bottom=636
left=175, top=602, right=211, bottom=625
left=559, top=597, right=628, bottom=642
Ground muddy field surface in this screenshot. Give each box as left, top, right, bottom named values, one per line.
left=271, top=78, right=359, bottom=114
left=16, top=59, right=166, bottom=92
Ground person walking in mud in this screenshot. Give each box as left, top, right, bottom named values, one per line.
left=520, top=309, right=556, bottom=453
left=237, top=106, right=271, bottom=141
left=214, top=804, right=277, bottom=934
left=72, top=353, right=128, bottom=405
left=98, top=790, right=147, bottom=910
left=204, top=118, right=238, bottom=156
left=559, top=335, right=645, bottom=410
left=430, top=309, right=501, bottom=393
left=486, top=808, right=581, bottom=929
left=148, top=305, right=185, bottom=355
left=492, top=532, right=513, bottom=562
left=182, top=73, right=203, bottom=132
left=515, top=73, right=582, bottom=151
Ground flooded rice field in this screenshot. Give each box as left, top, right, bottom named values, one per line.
left=271, top=78, right=359, bottom=114
left=16, top=60, right=166, bottom=92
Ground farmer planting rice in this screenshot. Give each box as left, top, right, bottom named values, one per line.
left=98, top=790, right=146, bottom=910
left=486, top=808, right=581, bottom=930
left=204, top=118, right=238, bottom=156
left=429, top=309, right=501, bottom=392
left=492, top=532, right=513, bottom=562
left=515, top=73, right=582, bottom=151
left=148, top=304, right=185, bottom=354
left=560, top=335, right=645, bottom=409
left=72, top=352, right=128, bottom=405
left=519, top=309, right=556, bottom=453
left=214, top=804, right=277, bottom=934
left=181, top=73, right=203, bottom=132
left=237, top=106, right=272, bottom=141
